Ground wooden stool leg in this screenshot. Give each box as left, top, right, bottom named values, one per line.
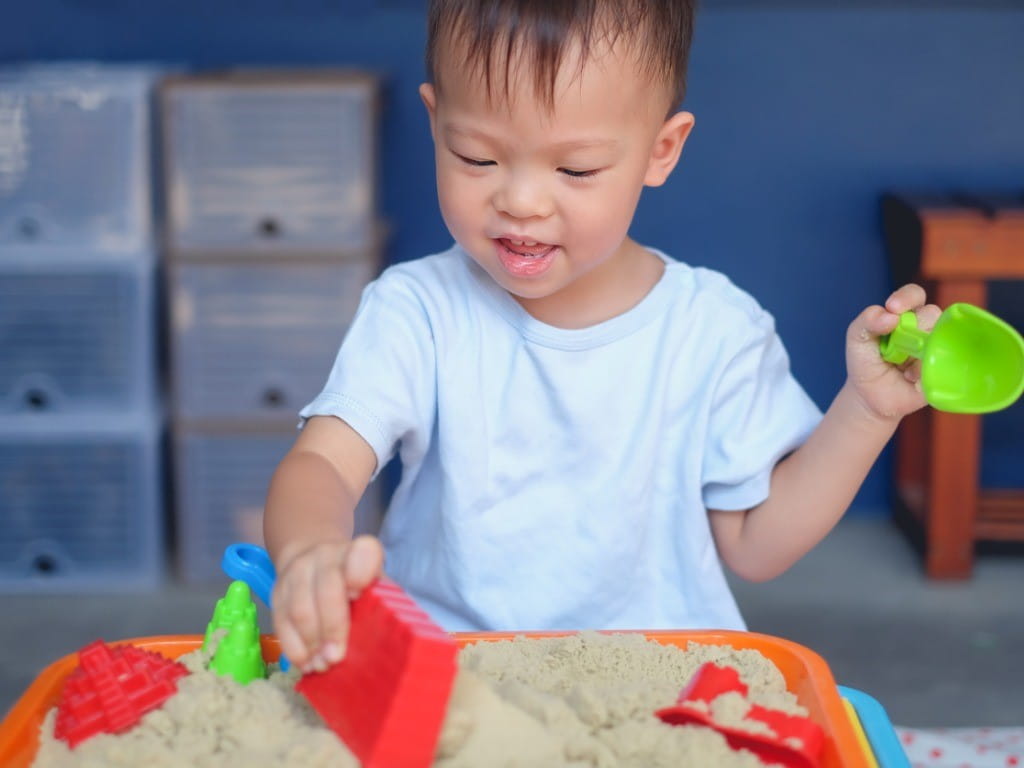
left=922, top=280, right=987, bottom=579
left=925, top=409, right=980, bottom=577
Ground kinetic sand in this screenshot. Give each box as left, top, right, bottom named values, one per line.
left=32, top=632, right=806, bottom=768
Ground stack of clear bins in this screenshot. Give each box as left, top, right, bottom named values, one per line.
left=0, top=63, right=165, bottom=591
left=160, top=71, right=386, bottom=582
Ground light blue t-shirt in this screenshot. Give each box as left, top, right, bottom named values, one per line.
left=299, top=243, right=822, bottom=632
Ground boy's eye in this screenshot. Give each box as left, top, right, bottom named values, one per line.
left=452, top=151, right=495, bottom=167
left=559, top=167, right=600, bottom=178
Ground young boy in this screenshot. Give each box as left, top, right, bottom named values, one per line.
left=264, top=0, right=938, bottom=674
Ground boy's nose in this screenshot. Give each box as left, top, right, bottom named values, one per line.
left=493, top=173, right=554, bottom=220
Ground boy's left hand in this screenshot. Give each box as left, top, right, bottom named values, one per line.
left=846, top=283, right=942, bottom=423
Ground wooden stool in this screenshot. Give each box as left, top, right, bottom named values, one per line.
left=882, top=193, right=1024, bottom=578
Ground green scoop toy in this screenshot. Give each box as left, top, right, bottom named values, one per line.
left=878, top=302, right=1024, bottom=414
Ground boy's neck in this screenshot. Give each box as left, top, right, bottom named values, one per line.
left=511, top=238, right=666, bottom=329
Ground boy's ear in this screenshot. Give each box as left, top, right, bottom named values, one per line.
left=643, top=111, right=695, bottom=187
left=419, top=83, right=438, bottom=141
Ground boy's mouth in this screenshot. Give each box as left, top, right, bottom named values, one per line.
left=497, top=237, right=557, bottom=258
left=493, top=237, right=558, bottom=278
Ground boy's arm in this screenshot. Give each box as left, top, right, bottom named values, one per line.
left=263, top=415, right=381, bottom=670
left=264, top=415, right=376, bottom=563
left=709, top=381, right=896, bottom=581
left=709, top=283, right=940, bottom=582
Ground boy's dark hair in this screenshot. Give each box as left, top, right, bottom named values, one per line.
left=425, top=0, right=696, bottom=115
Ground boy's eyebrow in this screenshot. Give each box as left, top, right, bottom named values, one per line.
left=445, top=125, right=619, bottom=151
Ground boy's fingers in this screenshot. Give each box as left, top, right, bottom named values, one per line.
left=272, top=578, right=311, bottom=666
left=885, top=283, right=926, bottom=314
left=314, top=555, right=350, bottom=664
left=915, top=303, right=942, bottom=332
left=271, top=537, right=382, bottom=671
left=852, top=294, right=940, bottom=345
left=850, top=305, right=898, bottom=342
left=281, top=565, right=322, bottom=669
left=274, top=614, right=311, bottom=670
left=903, top=360, right=923, bottom=383
left=344, top=535, right=384, bottom=598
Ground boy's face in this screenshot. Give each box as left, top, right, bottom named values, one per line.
left=421, top=33, right=693, bottom=309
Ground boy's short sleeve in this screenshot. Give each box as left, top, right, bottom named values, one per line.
left=298, top=270, right=437, bottom=480
left=701, top=309, right=822, bottom=512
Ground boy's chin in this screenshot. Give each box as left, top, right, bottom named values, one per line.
left=504, top=284, right=554, bottom=301
left=484, top=266, right=559, bottom=300
left=466, top=255, right=551, bottom=296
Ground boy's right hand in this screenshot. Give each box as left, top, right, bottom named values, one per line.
left=271, top=534, right=384, bottom=673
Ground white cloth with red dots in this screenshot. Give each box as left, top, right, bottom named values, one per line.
left=896, top=727, right=1024, bottom=767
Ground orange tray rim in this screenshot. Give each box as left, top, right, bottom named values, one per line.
left=0, top=629, right=868, bottom=768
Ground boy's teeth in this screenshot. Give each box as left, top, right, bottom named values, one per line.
left=501, top=237, right=553, bottom=257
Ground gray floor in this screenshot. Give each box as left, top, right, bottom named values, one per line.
left=1, top=517, right=1022, bottom=728
left=728, top=518, right=1024, bottom=728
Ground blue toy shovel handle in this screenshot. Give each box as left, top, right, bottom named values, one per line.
left=221, top=543, right=289, bottom=670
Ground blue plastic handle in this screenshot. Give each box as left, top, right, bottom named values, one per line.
left=221, top=543, right=289, bottom=670
left=222, top=543, right=277, bottom=608
left=838, top=685, right=910, bottom=768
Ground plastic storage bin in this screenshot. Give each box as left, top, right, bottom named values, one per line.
left=0, top=412, right=164, bottom=591
left=168, top=257, right=377, bottom=421
left=0, top=259, right=158, bottom=414
left=0, top=630, right=874, bottom=768
left=161, top=72, right=379, bottom=256
left=174, top=427, right=383, bottom=582
left=0, top=63, right=157, bottom=259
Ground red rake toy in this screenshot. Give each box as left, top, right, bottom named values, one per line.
left=296, top=577, right=458, bottom=768
left=54, top=640, right=189, bottom=748
left=656, top=662, right=824, bottom=768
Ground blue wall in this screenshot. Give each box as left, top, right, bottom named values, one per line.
left=3, top=2, right=1022, bottom=514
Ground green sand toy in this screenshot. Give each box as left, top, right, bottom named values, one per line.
left=205, top=580, right=266, bottom=684
left=879, top=302, right=1024, bottom=414
left=211, top=618, right=266, bottom=685
left=203, top=580, right=258, bottom=651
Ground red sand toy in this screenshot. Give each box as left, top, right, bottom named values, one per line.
left=53, top=640, right=189, bottom=748
left=296, top=577, right=459, bottom=768
left=657, top=661, right=825, bottom=768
